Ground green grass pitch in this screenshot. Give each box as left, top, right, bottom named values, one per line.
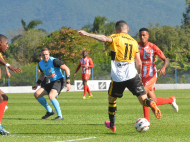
left=0, top=89, right=189, bottom=142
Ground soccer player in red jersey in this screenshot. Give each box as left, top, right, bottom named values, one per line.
left=0, top=34, right=22, bottom=135
left=74, top=51, right=94, bottom=99
left=139, top=28, right=178, bottom=122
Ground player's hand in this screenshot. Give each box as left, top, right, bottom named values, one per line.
left=78, top=30, right=88, bottom=36
left=158, top=67, right=166, bottom=76
left=65, top=84, right=71, bottom=92
left=32, top=85, right=38, bottom=90
left=8, top=66, right=22, bottom=73
left=73, top=73, right=76, bottom=78
left=6, top=72, right=11, bottom=78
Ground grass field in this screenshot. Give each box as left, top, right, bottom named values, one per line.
left=0, top=89, right=189, bottom=142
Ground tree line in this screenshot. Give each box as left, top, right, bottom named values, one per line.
left=1, top=0, right=190, bottom=85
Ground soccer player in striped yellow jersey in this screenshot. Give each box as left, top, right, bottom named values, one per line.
left=78, top=20, right=161, bottom=132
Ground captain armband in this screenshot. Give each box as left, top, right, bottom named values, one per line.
left=36, top=79, right=42, bottom=85
left=66, top=75, right=70, bottom=79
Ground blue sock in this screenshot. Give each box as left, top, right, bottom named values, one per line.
left=51, top=98, right=62, bottom=117
left=37, top=97, right=52, bottom=112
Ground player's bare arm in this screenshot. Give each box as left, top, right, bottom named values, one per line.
left=78, top=30, right=112, bottom=42
left=60, top=64, right=71, bottom=91
left=0, top=57, right=22, bottom=73
left=32, top=72, right=45, bottom=90
left=135, top=53, right=142, bottom=75
left=158, top=57, right=169, bottom=76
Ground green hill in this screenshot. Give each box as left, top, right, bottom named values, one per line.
left=0, top=0, right=186, bottom=37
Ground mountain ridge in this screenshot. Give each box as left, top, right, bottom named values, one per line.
left=0, top=0, right=186, bottom=37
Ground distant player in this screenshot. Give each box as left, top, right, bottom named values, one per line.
left=32, top=48, right=71, bottom=120
left=138, top=28, right=178, bottom=122
left=74, top=51, right=94, bottom=99
left=78, top=21, right=161, bottom=133
left=0, top=34, right=22, bottom=135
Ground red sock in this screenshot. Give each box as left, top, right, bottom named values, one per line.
left=87, top=85, right=92, bottom=96
left=0, top=101, right=7, bottom=124
left=156, top=98, right=173, bottom=105
left=84, top=85, right=88, bottom=97
left=143, top=106, right=149, bottom=122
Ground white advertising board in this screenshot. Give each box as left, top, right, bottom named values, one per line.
left=74, top=80, right=111, bottom=91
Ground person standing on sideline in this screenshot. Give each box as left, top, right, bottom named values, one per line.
left=78, top=20, right=161, bottom=132
left=138, top=28, right=178, bottom=122
left=73, top=51, right=94, bottom=99
left=0, top=34, right=22, bottom=135
left=32, top=48, right=71, bottom=120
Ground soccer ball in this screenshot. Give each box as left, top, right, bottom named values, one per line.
left=135, top=118, right=150, bottom=133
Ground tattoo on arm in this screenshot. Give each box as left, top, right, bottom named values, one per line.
left=87, top=33, right=111, bottom=42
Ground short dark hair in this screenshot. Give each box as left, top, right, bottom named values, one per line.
left=0, top=34, right=8, bottom=41
left=115, top=20, right=127, bottom=29
left=139, top=28, right=149, bottom=33
left=41, top=48, right=49, bottom=52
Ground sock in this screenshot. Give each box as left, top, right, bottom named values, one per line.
left=108, top=103, right=117, bottom=128
left=84, top=85, right=88, bottom=97
left=143, top=106, right=149, bottom=122
left=156, top=98, right=173, bottom=105
left=51, top=99, right=62, bottom=117
left=87, top=85, right=92, bottom=96
left=0, top=101, right=7, bottom=124
left=143, top=98, right=152, bottom=107
left=37, top=97, right=52, bottom=112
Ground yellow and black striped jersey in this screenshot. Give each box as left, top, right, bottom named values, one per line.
left=109, top=33, right=139, bottom=82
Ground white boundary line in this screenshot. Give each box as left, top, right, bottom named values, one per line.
left=54, top=136, right=98, bottom=142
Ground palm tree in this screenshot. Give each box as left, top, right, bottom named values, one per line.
left=11, top=19, right=45, bottom=43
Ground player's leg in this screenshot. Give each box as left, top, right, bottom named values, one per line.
left=84, top=74, right=93, bottom=99
left=82, top=74, right=87, bottom=99
left=105, top=81, right=125, bottom=132
left=143, top=87, right=151, bottom=122
left=34, top=87, right=54, bottom=119
left=49, top=89, right=63, bottom=120
left=0, top=90, right=9, bottom=135
left=49, top=78, right=64, bottom=120
left=128, top=74, right=161, bottom=119
left=146, top=75, right=178, bottom=112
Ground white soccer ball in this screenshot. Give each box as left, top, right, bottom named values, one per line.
left=135, top=118, right=150, bottom=133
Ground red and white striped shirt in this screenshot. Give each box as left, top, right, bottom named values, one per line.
left=75, top=57, right=94, bottom=74
left=138, top=42, right=165, bottom=78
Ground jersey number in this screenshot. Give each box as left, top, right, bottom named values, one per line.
left=124, top=43, right=133, bottom=60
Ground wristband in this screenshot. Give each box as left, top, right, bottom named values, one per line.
left=66, top=81, right=70, bottom=84
left=5, top=63, right=10, bottom=67
left=66, top=75, right=70, bottom=79
left=36, top=79, right=42, bottom=85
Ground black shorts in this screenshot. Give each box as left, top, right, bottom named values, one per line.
left=42, top=78, right=65, bottom=95
left=41, top=77, right=50, bottom=87
left=108, top=74, right=146, bottom=98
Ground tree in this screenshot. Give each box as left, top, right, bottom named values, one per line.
left=9, top=29, right=47, bottom=64
left=11, top=19, right=44, bottom=43
left=81, top=16, right=115, bottom=36
left=182, top=0, right=190, bottom=27
left=37, top=27, right=103, bottom=64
